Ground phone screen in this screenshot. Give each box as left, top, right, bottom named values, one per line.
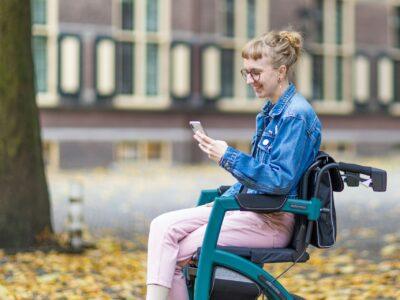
left=189, top=121, right=207, bottom=135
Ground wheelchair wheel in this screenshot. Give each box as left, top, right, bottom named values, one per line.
left=260, top=293, right=305, bottom=300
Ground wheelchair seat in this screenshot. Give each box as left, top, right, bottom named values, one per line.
left=195, top=245, right=310, bottom=264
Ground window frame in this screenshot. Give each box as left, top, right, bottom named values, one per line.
left=31, top=0, right=58, bottom=107
left=304, top=0, right=354, bottom=114
left=111, top=0, right=171, bottom=109
left=216, top=0, right=269, bottom=112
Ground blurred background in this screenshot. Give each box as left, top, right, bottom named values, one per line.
left=31, top=0, right=399, bottom=247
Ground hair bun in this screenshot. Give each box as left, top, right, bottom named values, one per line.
left=279, top=31, right=302, bottom=54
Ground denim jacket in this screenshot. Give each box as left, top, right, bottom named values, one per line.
left=219, top=83, right=322, bottom=198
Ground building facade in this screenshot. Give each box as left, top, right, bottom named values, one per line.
left=32, top=0, right=400, bottom=169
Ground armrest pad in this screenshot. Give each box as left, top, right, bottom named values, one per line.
left=235, top=194, right=288, bottom=212
left=217, top=185, right=231, bottom=196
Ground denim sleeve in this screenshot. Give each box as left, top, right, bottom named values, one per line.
left=219, top=116, right=309, bottom=195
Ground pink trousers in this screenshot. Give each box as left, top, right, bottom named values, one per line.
left=146, top=205, right=294, bottom=300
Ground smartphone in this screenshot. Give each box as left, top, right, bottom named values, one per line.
left=189, top=121, right=207, bottom=135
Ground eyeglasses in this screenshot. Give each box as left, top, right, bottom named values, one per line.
left=240, top=68, right=262, bottom=82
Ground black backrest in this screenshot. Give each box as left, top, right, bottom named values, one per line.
left=289, top=160, right=322, bottom=253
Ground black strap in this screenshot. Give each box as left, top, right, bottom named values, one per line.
left=240, top=186, right=248, bottom=194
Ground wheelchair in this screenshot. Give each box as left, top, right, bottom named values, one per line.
left=183, top=152, right=387, bottom=300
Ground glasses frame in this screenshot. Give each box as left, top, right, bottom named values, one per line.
left=240, top=68, right=262, bottom=83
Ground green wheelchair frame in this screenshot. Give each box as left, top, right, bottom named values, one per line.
left=188, top=191, right=320, bottom=300
left=185, top=159, right=387, bottom=300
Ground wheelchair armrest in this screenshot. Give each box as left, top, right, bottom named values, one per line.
left=196, top=185, right=232, bottom=206
left=235, top=194, right=322, bottom=220
left=235, top=193, right=288, bottom=213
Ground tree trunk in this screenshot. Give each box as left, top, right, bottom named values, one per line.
left=0, top=0, right=53, bottom=248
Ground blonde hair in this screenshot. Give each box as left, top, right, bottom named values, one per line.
left=242, top=29, right=303, bottom=77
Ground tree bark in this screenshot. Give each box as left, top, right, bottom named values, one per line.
left=0, top=0, right=53, bottom=248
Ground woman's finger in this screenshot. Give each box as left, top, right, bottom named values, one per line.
left=193, top=134, right=206, bottom=145
left=197, top=132, right=215, bottom=145
left=204, top=136, right=215, bottom=144
left=198, top=143, right=209, bottom=154
left=194, top=134, right=207, bottom=146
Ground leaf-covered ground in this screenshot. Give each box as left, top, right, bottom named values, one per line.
left=0, top=235, right=399, bottom=299
left=0, top=238, right=146, bottom=300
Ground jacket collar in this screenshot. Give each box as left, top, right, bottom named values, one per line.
left=261, top=83, right=296, bottom=118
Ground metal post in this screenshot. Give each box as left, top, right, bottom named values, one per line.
left=68, top=180, right=84, bottom=253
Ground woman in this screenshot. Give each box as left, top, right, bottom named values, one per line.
left=146, top=29, right=321, bottom=300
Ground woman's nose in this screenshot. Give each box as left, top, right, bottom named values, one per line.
left=246, top=74, right=254, bottom=84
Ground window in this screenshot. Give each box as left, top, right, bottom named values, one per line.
left=335, top=0, right=343, bottom=45
left=33, top=36, right=48, bottom=92
left=116, top=141, right=168, bottom=162
left=247, top=0, right=256, bottom=39
left=377, top=57, right=394, bottom=104
left=31, top=0, right=58, bottom=106
left=112, top=0, right=169, bottom=106
left=32, top=0, right=46, bottom=25
left=221, top=49, right=234, bottom=97
left=315, top=0, right=323, bottom=43
left=395, top=7, right=400, bottom=48
left=147, top=142, right=162, bottom=160
left=116, top=42, right=134, bottom=94
left=121, top=0, right=134, bottom=30
left=216, top=0, right=269, bottom=108
left=312, top=54, right=324, bottom=100
left=225, top=0, right=235, bottom=37
left=336, top=56, right=343, bottom=100
left=147, top=0, right=158, bottom=32
left=307, top=0, right=353, bottom=108
left=146, top=43, right=159, bottom=95
left=395, top=61, right=400, bottom=103
left=116, top=142, right=140, bottom=161
left=353, top=55, right=370, bottom=103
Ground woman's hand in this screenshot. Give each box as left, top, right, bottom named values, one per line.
left=193, top=131, right=228, bottom=163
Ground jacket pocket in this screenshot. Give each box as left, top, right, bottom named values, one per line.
left=256, top=131, right=275, bottom=162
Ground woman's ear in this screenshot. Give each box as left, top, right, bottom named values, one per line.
left=278, top=65, right=287, bottom=78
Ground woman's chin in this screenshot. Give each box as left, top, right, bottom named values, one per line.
left=255, top=90, right=266, bottom=98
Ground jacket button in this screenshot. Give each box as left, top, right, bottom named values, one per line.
left=262, top=139, right=269, bottom=146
